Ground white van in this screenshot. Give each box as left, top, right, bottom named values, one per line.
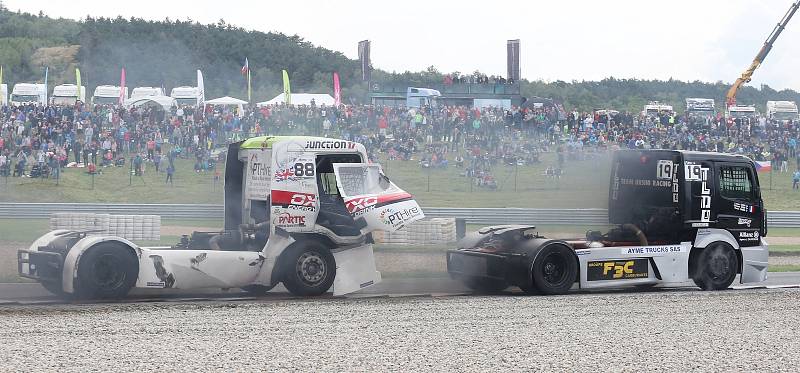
left=51, top=84, right=87, bottom=105
left=170, top=86, right=201, bottom=107
left=10, top=83, right=47, bottom=105
left=93, top=85, right=128, bottom=105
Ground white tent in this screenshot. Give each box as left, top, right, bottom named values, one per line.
left=257, top=93, right=335, bottom=107
left=205, top=96, right=248, bottom=105
left=127, top=95, right=177, bottom=110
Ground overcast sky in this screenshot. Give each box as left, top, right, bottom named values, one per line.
left=5, top=0, right=800, bottom=90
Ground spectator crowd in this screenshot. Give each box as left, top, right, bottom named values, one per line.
left=1, top=95, right=798, bottom=191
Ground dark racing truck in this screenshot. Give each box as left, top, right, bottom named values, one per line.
left=447, top=150, right=769, bottom=294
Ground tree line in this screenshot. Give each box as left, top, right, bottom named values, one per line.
left=1, top=5, right=798, bottom=112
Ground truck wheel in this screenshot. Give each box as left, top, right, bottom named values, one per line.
left=531, top=244, right=577, bottom=295
left=240, top=284, right=275, bottom=296
left=41, top=280, right=67, bottom=297
left=282, top=241, right=336, bottom=296
left=463, top=277, right=507, bottom=293
left=692, top=242, right=738, bottom=291
left=75, top=243, right=138, bottom=300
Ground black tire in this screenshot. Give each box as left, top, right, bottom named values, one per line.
left=281, top=241, right=336, bottom=296
left=531, top=244, right=577, bottom=295
left=240, top=284, right=275, bottom=296
left=692, top=242, right=738, bottom=291
left=40, top=280, right=71, bottom=299
left=74, top=243, right=138, bottom=300
left=462, top=277, right=508, bottom=293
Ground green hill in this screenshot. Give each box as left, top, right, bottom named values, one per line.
left=1, top=4, right=799, bottom=111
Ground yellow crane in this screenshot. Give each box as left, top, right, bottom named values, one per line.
left=726, top=2, right=799, bottom=108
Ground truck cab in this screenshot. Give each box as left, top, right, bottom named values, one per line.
left=170, top=86, right=201, bottom=107
left=93, top=85, right=128, bottom=105
left=685, top=98, right=715, bottom=128
left=407, top=87, right=441, bottom=108
left=10, top=83, right=47, bottom=105
left=448, top=150, right=768, bottom=295
left=18, top=136, right=424, bottom=299
left=51, top=84, right=87, bottom=105
left=766, top=100, right=799, bottom=122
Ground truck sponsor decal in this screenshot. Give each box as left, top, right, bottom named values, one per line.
left=304, top=140, right=356, bottom=149
left=272, top=190, right=317, bottom=211
left=620, top=245, right=686, bottom=255
left=738, top=231, right=760, bottom=242
left=346, top=196, right=378, bottom=216
left=734, top=202, right=755, bottom=213
left=276, top=212, right=306, bottom=227
left=379, top=206, right=422, bottom=229
left=587, top=259, right=649, bottom=281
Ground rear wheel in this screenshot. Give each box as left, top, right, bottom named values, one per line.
left=282, top=241, right=336, bottom=296
left=75, top=243, right=138, bottom=300
left=531, top=244, right=577, bottom=295
left=462, top=277, right=508, bottom=294
left=692, top=242, right=738, bottom=291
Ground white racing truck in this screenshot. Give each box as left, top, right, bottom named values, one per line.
left=766, top=100, right=799, bottom=122
left=18, top=136, right=424, bottom=299
left=448, top=150, right=769, bottom=294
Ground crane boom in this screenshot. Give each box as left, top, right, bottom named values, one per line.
left=726, top=2, right=800, bottom=108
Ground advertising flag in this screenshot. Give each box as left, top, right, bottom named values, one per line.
left=197, top=69, right=205, bottom=106
left=76, top=68, right=82, bottom=102
left=44, top=66, right=48, bottom=99
left=333, top=72, right=341, bottom=106
left=282, top=69, right=291, bottom=104
left=119, top=68, right=126, bottom=105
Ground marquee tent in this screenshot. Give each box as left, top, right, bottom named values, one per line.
left=257, top=93, right=335, bottom=107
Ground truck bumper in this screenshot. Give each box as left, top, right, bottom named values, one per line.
left=18, top=249, right=63, bottom=282
left=446, top=249, right=509, bottom=281
left=740, top=239, right=769, bottom=284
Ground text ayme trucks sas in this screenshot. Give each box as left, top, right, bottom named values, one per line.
left=10, top=83, right=47, bottom=105
left=93, top=85, right=128, bottom=105
left=448, top=150, right=768, bottom=294
left=766, top=100, right=799, bottom=122
left=51, top=84, right=86, bottom=105
left=19, top=136, right=424, bottom=299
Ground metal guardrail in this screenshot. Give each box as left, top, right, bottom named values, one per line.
left=1, top=203, right=799, bottom=228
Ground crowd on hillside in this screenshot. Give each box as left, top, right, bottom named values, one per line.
left=1, top=98, right=798, bottom=190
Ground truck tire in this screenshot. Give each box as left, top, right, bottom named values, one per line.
left=281, top=241, right=336, bottom=296
left=462, top=277, right=507, bottom=293
left=74, top=243, right=138, bottom=300
left=692, top=242, right=738, bottom=291
left=531, top=244, right=577, bottom=295
left=240, top=284, right=275, bottom=296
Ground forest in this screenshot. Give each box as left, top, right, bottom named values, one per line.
left=1, top=4, right=799, bottom=112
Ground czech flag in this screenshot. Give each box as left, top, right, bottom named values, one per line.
left=241, top=57, right=249, bottom=76
left=755, top=161, right=772, bottom=173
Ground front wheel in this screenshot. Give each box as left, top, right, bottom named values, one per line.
left=692, top=242, right=738, bottom=291
left=531, top=244, right=577, bottom=295
left=282, top=241, right=336, bottom=296
left=75, top=243, right=138, bottom=300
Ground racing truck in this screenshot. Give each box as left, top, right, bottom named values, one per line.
left=447, top=150, right=769, bottom=295
left=18, top=136, right=424, bottom=299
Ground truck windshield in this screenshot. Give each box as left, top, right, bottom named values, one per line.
left=175, top=98, right=197, bottom=106
left=772, top=112, right=798, bottom=120
left=335, top=165, right=395, bottom=196
left=93, top=96, right=118, bottom=104
left=12, top=94, right=39, bottom=102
